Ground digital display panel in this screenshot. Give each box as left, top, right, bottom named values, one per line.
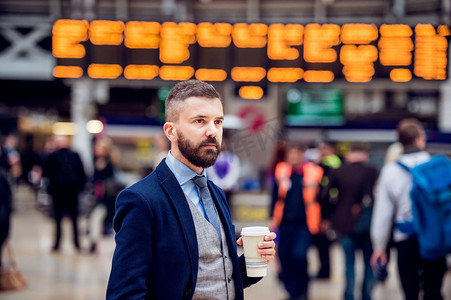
left=52, top=20, right=450, bottom=83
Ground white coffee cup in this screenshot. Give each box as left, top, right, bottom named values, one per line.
left=240, top=226, right=270, bottom=277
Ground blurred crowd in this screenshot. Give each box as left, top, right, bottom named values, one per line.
left=0, top=117, right=450, bottom=300
left=0, top=133, right=134, bottom=258
left=264, top=118, right=450, bottom=300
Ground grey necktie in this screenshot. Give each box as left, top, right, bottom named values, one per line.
left=192, top=175, right=222, bottom=243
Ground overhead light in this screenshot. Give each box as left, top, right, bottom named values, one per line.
left=52, top=122, right=77, bottom=135
left=86, top=120, right=104, bottom=134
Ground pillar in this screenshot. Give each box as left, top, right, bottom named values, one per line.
left=71, top=78, right=94, bottom=176
left=439, top=41, right=451, bottom=133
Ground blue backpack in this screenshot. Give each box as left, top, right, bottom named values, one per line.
left=398, top=154, right=451, bottom=260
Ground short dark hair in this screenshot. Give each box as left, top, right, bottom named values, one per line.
left=397, top=118, right=424, bottom=148
left=286, top=142, right=307, bottom=152
left=165, top=80, right=221, bottom=122
left=349, top=141, right=370, bottom=152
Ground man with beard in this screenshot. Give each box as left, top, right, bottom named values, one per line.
left=107, top=80, right=276, bottom=300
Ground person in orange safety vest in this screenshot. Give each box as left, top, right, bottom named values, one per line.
left=270, top=147, right=323, bottom=234
left=269, top=144, right=323, bottom=300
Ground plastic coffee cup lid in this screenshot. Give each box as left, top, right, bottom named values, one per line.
left=241, top=226, right=270, bottom=236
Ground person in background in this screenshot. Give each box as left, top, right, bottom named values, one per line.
left=269, top=143, right=323, bottom=300
left=314, top=140, right=342, bottom=280
left=383, top=141, right=403, bottom=165
left=43, top=135, right=86, bottom=252
left=327, top=143, right=378, bottom=300
left=107, top=80, right=276, bottom=299
left=20, top=134, right=42, bottom=200
left=206, top=138, right=241, bottom=205
left=35, top=136, right=56, bottom=215
left=40, top=136, right=56, bottom=166
left=2, top=133, right=22, bottom=189
left=370, top=118, right=447, bottom=300
left=0, top=156, right=12, bottom=269
left=88, top=136, right=122, bottom=253
left=266, top=139, right=287, bottom=189
left=372, top=140, right=403, bottom=283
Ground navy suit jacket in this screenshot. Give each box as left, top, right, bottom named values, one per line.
left=107, top=159, right=260, bottom=299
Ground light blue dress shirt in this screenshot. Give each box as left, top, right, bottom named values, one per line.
left=165, top=151, right=207, bottom=218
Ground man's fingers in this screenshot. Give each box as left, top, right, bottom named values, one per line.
left=264, top=232, right=277, bottom=241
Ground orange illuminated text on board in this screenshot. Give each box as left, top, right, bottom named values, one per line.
left=53, top=20, right=450, bottom=82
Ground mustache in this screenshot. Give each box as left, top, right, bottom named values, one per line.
left=199, top=137, right=220, bottom=149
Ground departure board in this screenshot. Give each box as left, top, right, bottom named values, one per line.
left=53, top=20, right=450, bottom=83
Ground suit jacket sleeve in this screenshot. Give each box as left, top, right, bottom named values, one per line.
left=107, top=189, right=154, bottom=299
left=239, top=255, right=262, bottom=287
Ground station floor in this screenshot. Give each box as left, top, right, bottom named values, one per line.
left=1, top=184, right=450, bottom=300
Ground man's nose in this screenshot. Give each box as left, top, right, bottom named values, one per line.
left=205, top=121, right=218, bottom=137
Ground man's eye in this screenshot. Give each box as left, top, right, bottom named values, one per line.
left=195, top=119, right=204, bottom=124
left=215, top=120, right=223, bottom=125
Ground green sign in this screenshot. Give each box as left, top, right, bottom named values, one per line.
left=285, top=88, right=345, bottom=126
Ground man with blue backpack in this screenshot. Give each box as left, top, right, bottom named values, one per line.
left=370, top=118, right=448, bottom=300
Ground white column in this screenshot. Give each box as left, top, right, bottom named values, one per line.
left=71, top=78, right=94, bottom=176
left=247, top=0, right=260, bottom=23
left=314, top=0, right=327, bottom=23
left=439, top=83, right=451, bottom=133
left=439, top=43, right=451, bottom=133
left=116, top=0, right=129, bottom=20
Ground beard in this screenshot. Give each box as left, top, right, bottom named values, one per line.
left=177, top=132, right=221, bottom=168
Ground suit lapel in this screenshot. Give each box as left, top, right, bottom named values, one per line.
left=156, top=160, right=198, bottom=288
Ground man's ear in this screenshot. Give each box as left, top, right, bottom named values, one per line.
left=414, top=135, right=426, bottom=150
left=163, top=122, right=177, bottom=143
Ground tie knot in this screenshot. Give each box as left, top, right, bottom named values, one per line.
left=192, top=175, right=208, bottom=188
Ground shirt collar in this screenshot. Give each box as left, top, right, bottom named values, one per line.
left=165, top=151, right=207, bottom=185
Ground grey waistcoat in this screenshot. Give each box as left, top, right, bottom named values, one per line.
left=186, top=196, right=236, bottom=300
